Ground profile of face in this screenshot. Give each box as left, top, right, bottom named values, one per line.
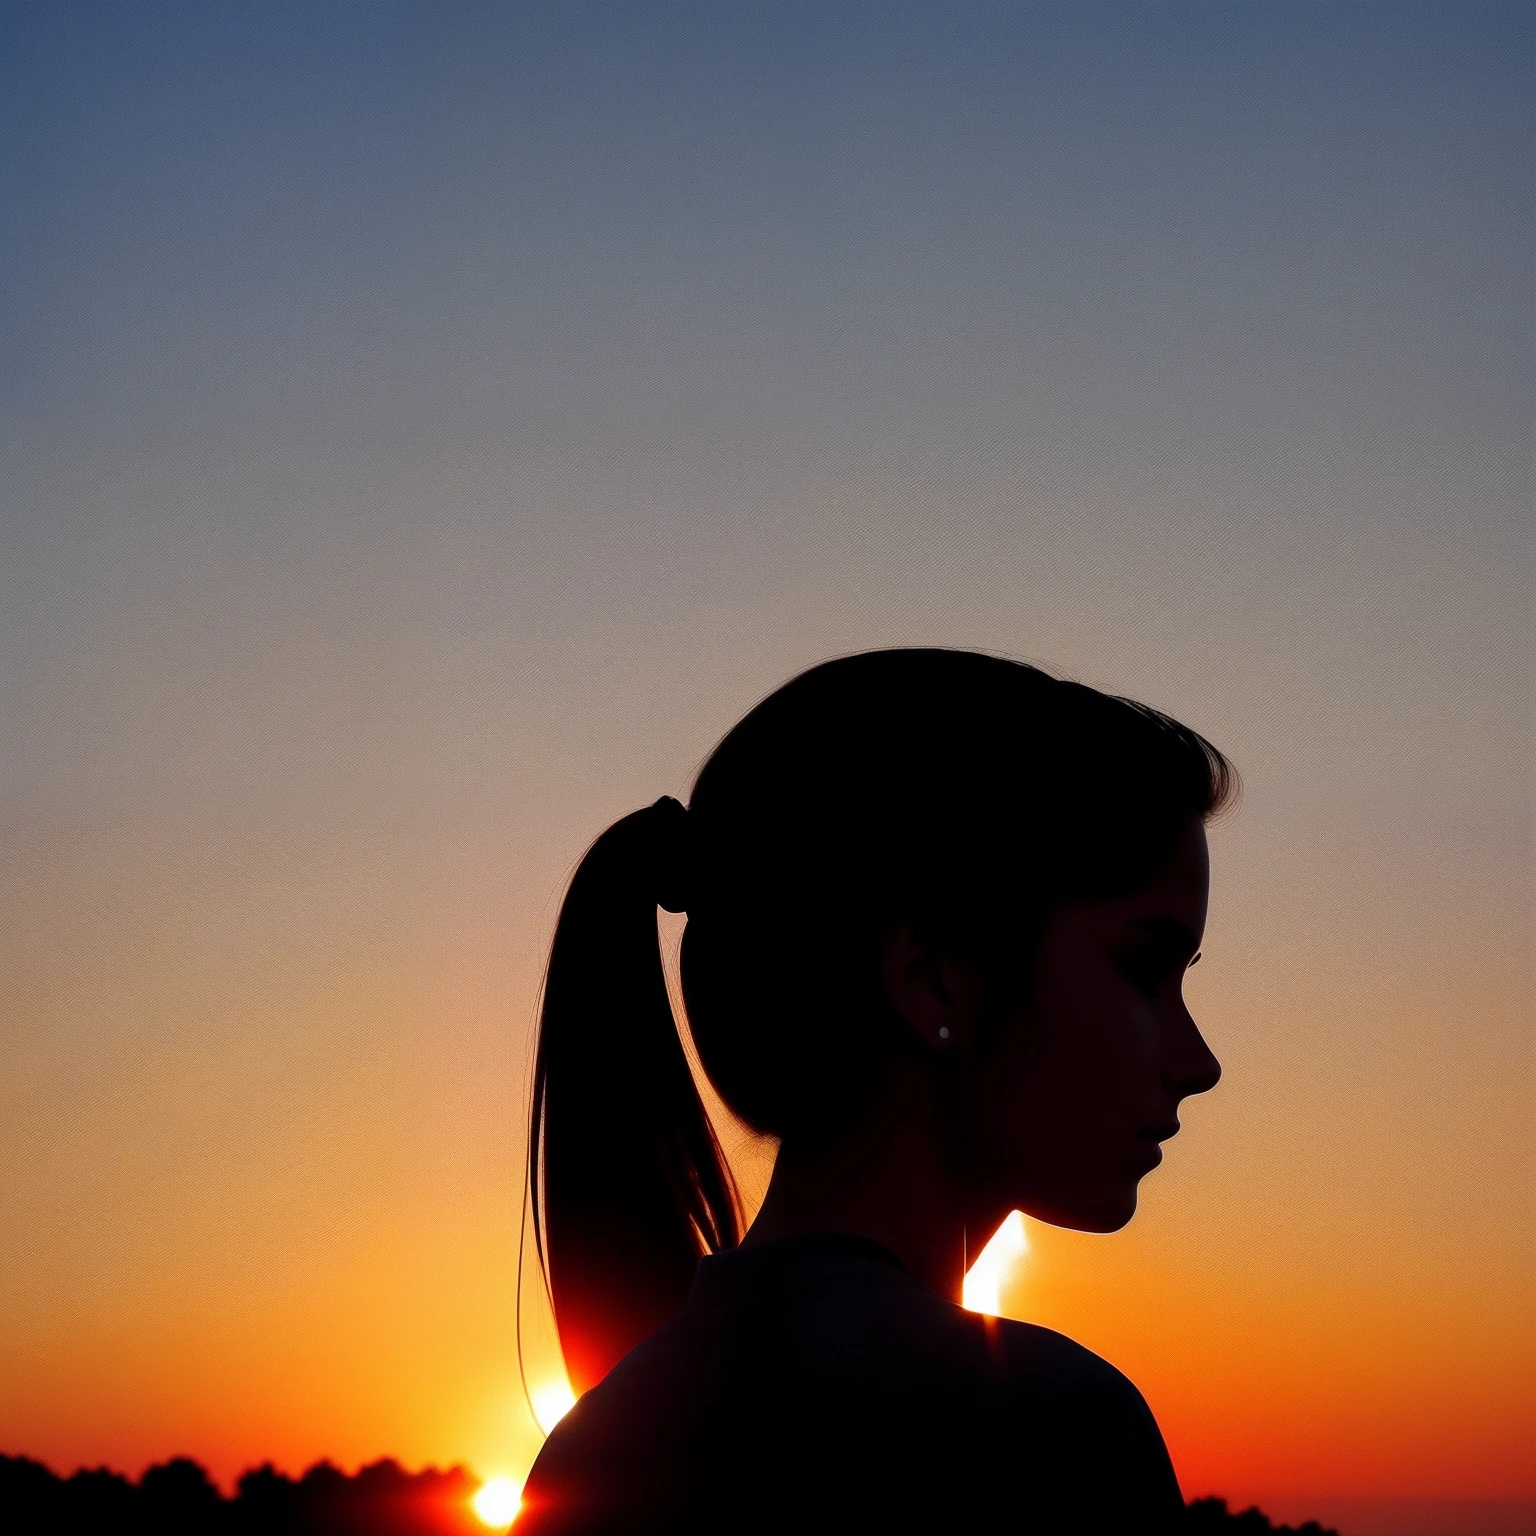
left=965, top=818, right=1221, bottom=1234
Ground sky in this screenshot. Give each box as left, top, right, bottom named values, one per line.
left=2, top=3, right=1531, bottom=1532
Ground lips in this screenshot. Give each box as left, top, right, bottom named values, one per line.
left=1134, top=1123, right=1179, bottom=1171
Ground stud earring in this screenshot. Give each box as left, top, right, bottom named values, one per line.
left=938, top=1027, right=950, bottom=1040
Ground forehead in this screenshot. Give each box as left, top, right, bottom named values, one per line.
left=1072, top=820, right=1210, bottom=933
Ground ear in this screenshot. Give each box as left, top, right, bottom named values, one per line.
left=880, top=920, right=986, bottom=1053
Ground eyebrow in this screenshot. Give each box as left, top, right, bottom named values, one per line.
left=1126, top=916, right=1202, bottom=959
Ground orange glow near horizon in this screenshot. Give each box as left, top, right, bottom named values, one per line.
left=4, top=899, right=1526, bottom=1517
left=4, top=913, right=1531, bottom=1515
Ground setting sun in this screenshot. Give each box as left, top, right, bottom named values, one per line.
left=963, top=1211, right=1030, bottom=1316
left=471, top=1477, right=522, bottom=1529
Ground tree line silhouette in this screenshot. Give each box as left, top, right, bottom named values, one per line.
left=1186, top=1498, right=1339, bottom=1536
left=1, top=1453, right=1338, bottom=1534
left=0, top=1455, right=484, bottom=1536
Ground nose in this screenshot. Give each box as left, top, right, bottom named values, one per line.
left=1169, top=1008, right=1221, bottom=1100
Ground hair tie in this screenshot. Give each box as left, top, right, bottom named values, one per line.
left=648, top=795, right=693, bottom=914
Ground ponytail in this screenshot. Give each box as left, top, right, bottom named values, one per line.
left=527, top=797, right=742, bottom=1394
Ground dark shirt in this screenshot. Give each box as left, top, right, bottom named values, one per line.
left=518, top=1233, right=1186, bottom=1535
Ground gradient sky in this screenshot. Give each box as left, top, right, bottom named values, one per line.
left=2, top=4, right=1531, bottom=1533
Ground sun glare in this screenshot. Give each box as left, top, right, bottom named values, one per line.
left=472, top=1477, right=522, bottom=1529
left=531, top=1378, right=578, bottom=1436
left=962, top=1210, right=1029, bottom=1316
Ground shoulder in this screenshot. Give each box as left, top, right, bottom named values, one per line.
left=905, top=1298, right=1172, bottom=1457
left=986, top=1313, right=1155, bottom=1406
left=513, top=1312, right=713, bottom=1533
left=790, top=1293, right=1184, bottom=1524
left=518, top=1247, right=1184, bottom=1532
left=982, top=1315, right=1186, bottom=1524
left=786, top=1258, right=1144, bottom=1411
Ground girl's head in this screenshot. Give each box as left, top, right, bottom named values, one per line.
left=529, top=649, right=1237, bottom=1387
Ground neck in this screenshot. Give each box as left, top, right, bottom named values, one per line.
left=740, top=1060, right=973, bottom=1303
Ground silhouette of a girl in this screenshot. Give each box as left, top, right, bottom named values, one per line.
left=516, top=649, right=1235, bottom=1533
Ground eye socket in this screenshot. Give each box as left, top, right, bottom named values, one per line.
left=1117, top=948, right=1168, bottom=1000
left=1116, top=945, right=1190, bottom=1001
